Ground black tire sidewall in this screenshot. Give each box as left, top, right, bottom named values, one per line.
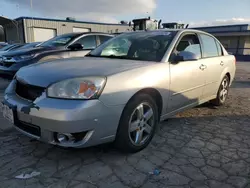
left=115, top=93, right=159, bottom=153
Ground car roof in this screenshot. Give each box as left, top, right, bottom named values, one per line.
left=120, top=28, right=208, bottom=33
left=119, top=29, right=214, bottom=37
left=70, top=32, right=114, bottom=36
left=51, top=32, right=114, bottom=40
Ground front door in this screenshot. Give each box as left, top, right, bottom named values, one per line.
left=68, top=35, right=97, bottom=58
left=167, top=33, right=206, bottom=112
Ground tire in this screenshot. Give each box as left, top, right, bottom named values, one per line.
left=211, top=75, right=230, bottom=106
left=115, top=93, right=159, bottom=153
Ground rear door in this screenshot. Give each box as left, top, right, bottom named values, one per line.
left=198, top=33, right=224, bottom=99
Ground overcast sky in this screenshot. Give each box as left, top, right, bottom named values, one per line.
left=0, top=0, right=250, bottom=26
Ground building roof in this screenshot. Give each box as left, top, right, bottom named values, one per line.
left=192, top=23, right=249, bottom=29
left=15, top=16, right=129, bottom=26
left=192, top=24, right=250, bottom=36
left=192, top=24, right=250, bottom=32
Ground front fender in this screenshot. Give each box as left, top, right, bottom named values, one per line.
left=99, top=63, right=170, bottom=108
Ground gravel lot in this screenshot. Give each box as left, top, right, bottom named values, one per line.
left=0, top=62, right=249, bottom=188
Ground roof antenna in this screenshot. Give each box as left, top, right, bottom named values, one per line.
left=185, top=24, right=189, bottom=29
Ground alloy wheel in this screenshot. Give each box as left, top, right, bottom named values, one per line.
left=128, top=102, right=155, bottom=146
left=220, top=78, right=229, bottom=103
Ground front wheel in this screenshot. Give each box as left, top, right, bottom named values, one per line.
left=211, top=75, right=230, bottom=106
left=115, top=93, right=159, bottom=153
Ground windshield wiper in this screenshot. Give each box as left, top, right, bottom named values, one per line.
left=85, top=54, right=102, bottom=57
left=85, top=54, right=126, bottom=59
left=101, top=55, right=130, bottom=59
left=85, top=54, right=139, bottom=60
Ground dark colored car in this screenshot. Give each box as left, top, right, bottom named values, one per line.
left=0, top=32, right=113, bottom=76
left=0, top=43, right=23, bottom=55
left=0, top=42, right=8, bottom=49
left=14, top=42, right=41, bottom=50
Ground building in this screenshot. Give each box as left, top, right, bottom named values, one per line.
left=193, top=24, right=250, bottom=56
left=1, top=16, right=130, bottom=43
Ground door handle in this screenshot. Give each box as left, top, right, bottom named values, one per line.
left=220, top=61, right=224, bottom=66
left=199, top=64, right=207, bottom=70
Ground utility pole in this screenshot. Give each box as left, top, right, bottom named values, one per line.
left=30, top=0, right=33, bottom=12
left=30, top=0, right=34, bottom=42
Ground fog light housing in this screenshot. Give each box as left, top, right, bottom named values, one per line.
left=53, top=131, right=90, bottom=146
left=55, top=133, right=75, bottom=143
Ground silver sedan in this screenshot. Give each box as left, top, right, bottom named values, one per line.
left=1, top=29, right=236, bottom=153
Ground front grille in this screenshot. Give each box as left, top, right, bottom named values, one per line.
left=16, top=121, right=41, bottom=137
left=15, top=80, right=45, bottom=101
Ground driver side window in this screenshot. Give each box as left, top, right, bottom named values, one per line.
left=74, top=35, right=97, bottom=49
left=171, top=34, right=202, bottom=61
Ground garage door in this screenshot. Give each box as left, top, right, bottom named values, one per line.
left=73, top=27, right=90, bottom=33
left=33, top=28, right=56, bottom=42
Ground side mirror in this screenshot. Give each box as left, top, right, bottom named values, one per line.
left=68, top=43, right=84, bottom=50
left=174, top=51, right=199, bottom=62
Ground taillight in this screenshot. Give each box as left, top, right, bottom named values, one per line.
left=234, top=56, right=236, bottom=64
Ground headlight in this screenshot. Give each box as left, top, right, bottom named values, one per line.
left=14, top=54, right=35, bottom=61
left=47, top=77, right=106, bottom=99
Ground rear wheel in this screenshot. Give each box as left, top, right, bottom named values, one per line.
left=115, top=93, right=159, bottom=153
left=211, top=75, right=230, bottom=106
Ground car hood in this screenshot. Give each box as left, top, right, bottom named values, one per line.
left=3, top=46, right=59, bottom=57
left=16, top=57, right=154, bottom=88
left=0, top=51, right=7, bottom=55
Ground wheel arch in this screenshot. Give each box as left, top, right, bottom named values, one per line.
left=225, top=72, right=231, bottom=83
left=124, top=87, right=163, bottom=120
left=217, top=68, right=232, bottom=90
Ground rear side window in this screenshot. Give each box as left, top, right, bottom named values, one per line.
left=200, top=34, right=219, bottom=58
left=215, top=40, right=223, bottom=56
left=99, top=35, right=112, bottom=44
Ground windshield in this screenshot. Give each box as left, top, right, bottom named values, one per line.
left=40, top=33, right=79, bottom=47
left=18, top=42, right=40, bottom=49
left=88, top=31, right=176, bottom=62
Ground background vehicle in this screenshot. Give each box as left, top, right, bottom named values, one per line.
left=15, top=42, right=41, bottom=50
left=0, top=42, right=8, bottom=49
left=0, top=43, right=23, bottom=55
left=0, top=32, right=113, bottom=76
left=1, top=30, right=235, bottom=153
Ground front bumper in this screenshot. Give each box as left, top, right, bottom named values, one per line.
left=3, top=81, right=124, bottom=148
left=0, top=66, right=16, bottom=77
